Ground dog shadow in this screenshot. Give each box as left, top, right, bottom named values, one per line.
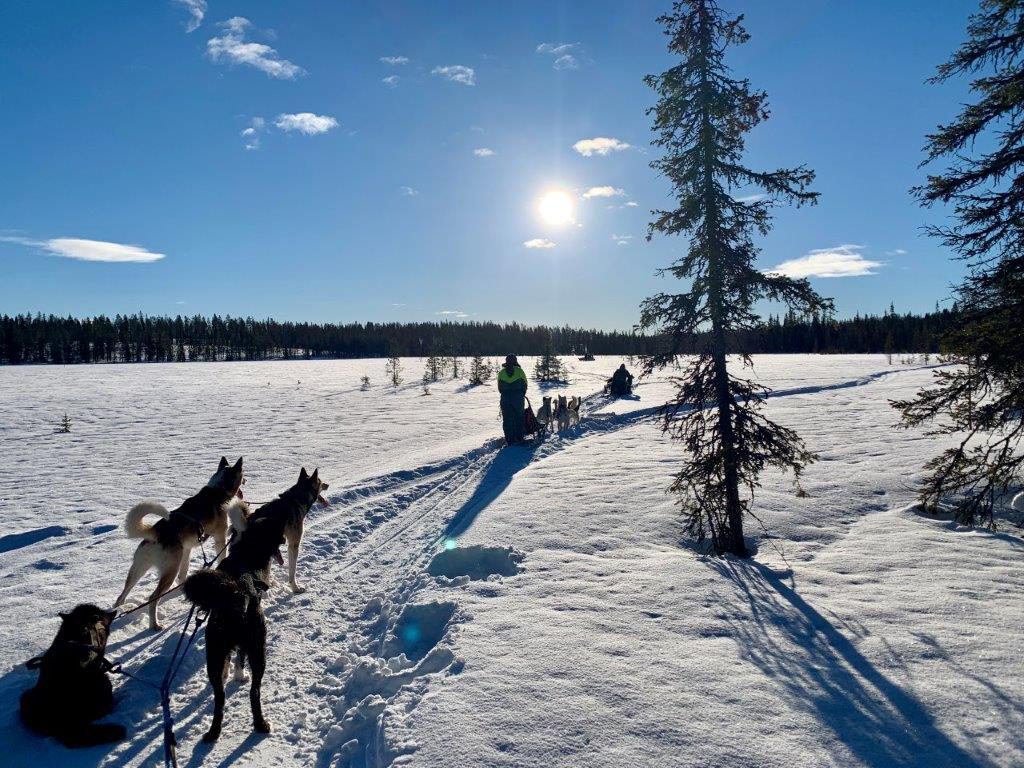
left=709, top=558, right=1002, bottom=767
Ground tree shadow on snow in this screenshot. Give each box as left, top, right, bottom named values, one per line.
left=443, top=442, right=539, bottom=539
left=710, top=559, right=999, bottom=768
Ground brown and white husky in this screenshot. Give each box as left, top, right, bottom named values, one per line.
left=113, top=457, right=245, bottom=630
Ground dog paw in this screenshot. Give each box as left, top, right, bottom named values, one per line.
left=150, top=623, right=163, bottom=632
left=254, top=718, right=271, bottom=734
left=290, top=583, right=307, bottom=594
left=233, top=670, right=249, bottom=683
left=202, top=727, right=221, bottom=742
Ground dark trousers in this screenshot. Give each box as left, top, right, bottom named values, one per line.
left=501, top=395, right=525, bottom=444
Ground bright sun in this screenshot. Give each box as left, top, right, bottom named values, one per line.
left=537, top=190, right=575, bottom=226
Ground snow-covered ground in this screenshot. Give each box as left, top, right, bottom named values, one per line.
left=0, top=356, right=1021, bottom=768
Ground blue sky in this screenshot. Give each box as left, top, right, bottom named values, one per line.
left=0, top=0, right=977, bottom=329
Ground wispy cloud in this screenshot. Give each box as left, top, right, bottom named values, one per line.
left=432, top=65, right=475, bottom=86
left=274, top=112, right=338, bottom=135
left=536, top=43, right=578, bottom=55
left=735, top=193, right=767, bottom=203
left=436, top=309, right=469, bottom=319
left=173, top=0, right=207, bottom=33
left=207, top=17, right=304, bottom=80
left=573, top=137, right=631, bottom=156
left=524, top=238, right=556, bottom=249
left=767, top=245, right=883, bottom=278
left=625, top=201, right=639, bottom=207
left=380, top=56, right=409, bottom=66
left=1, top=236, right=166, bottom=263
left=536, top=42, right=582, bottom=70
left=400, top=186, right=419, bottom=196
left=583, top=186, right=625, bottom=199
left=473, top=147, right=495, bottom=157
left=611, top=234, right=633, bottom=246
left=886, top=248, right=908, bottom=256
left=240, top=116, right=265, bottom=150
left=382, top=75, right=400, bottom=87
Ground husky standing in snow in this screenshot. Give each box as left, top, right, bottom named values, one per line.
left=113, top=456, right=245, bottom=630
left=184, top=466, right=330, bottom=741
left=536, top=396, right=554, bottom=434
left=248, top=467, right=330, bottom=594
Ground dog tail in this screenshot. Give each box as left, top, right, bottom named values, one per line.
left=124, top=502, right=169, bottom=541
left=183, top=569, right=238, bottom=613
left=226, top=497, right=251, bottom=535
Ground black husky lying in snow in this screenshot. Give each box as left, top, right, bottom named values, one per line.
left=184, top=467, right=330, bottom=741
left=20, top=604, right=127, bottom=747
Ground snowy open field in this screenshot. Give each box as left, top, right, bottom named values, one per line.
left=0, top=355, right=1021, bottom=768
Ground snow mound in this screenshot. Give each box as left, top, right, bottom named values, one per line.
left=428, top=544, right=524, bottom=581
left=382, top=601, right=457, bottom=662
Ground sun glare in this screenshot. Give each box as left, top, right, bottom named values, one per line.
left=537, top=190, right=575, bottom=227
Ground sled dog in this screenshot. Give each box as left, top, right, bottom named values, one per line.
left=536, top=396, right=553, bottom=433
left=566, top=395, right=582, bottom=428
left=183, top=467, right=329, bottom=741
left=20, top=604, right=126, bottom=747
left=113, top=457, right=245, bottom=630
left=250, top=467, right=330, bottom=594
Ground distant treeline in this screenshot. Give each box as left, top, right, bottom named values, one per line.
left=0, top=307, right=958, bottom=365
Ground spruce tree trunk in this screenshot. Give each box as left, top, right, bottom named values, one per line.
left=699, top=6, right=746, bottom=557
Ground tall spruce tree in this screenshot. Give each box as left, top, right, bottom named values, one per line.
left=640, top=0, right=832, bottom=556
left=893, top=0, right=1024, bottom=527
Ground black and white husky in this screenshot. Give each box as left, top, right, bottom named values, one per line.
left=113, top=457, right=245, bottom=630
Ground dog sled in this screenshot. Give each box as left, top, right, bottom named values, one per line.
left=524, top=397, right=540, bottom=438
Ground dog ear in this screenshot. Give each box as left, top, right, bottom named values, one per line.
left=58, top=612, right=69, bottom=620
left=234, top=456, right=243, bottom=469
left=299, top=467, right=308, bottom=482
left=219, top=456, right=229, bottom=470
left=311, top=468, right=319, bottom=482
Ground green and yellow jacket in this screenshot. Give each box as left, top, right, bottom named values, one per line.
left=497, top=365, right=527, bottom=400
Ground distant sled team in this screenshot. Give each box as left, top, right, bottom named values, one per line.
left=19, top=457, right=331, bottom=748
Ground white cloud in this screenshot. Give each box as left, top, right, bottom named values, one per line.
left=735, top=193, right=767, bottom=203
left=583, top=186, right=625, bottom=199
left=473, top=147, right=495, bottom=157
left=380, top=56, right=409, bottom=66
left=432, top=65, right=475, bottom=86
left=573, top=137, right=631, bottom=156
left=536, top=43, right=583, bottom=71
left=625, top=201, right=639, bottom=207
left=241, top=116, right=265, bottom=150
left=611, top=234, right=633, bottom=246
left=1, top=236, right=166, bottom=263
left=767, top=245, right=883, bottom=279
left=536, top=43, right=579, bottom=55
left=274, top=112, right=338, bottom=135
left=886, top=248, right=908, bottom=256
left=174, top=0, right=207, bottom=33
left=436, top=309, right=469, bottom=319
left=207, top=17, right=304, bottom=80
left=524, top=238, right=556, bottom=249
left=400, top=186, right=419, bottom=196
left=382, top=75, right=400, bottom=87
